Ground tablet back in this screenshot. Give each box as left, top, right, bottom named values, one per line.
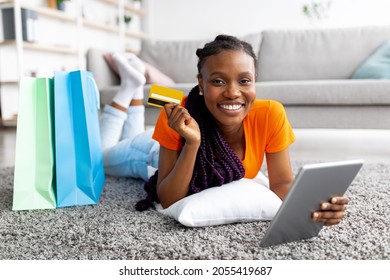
left=260, top=159, right=363, bottom=247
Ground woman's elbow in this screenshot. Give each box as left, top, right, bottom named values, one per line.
left=157, top=187, right=185, bottom=209
left=158, top=196, right=174, bottom=209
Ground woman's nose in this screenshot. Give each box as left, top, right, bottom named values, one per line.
left=224, top=83, right=241, bottom=99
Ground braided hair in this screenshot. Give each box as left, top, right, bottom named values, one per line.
left=196, top=34, right=257, bottom=77
left=135, top=35, right=257, bottom=211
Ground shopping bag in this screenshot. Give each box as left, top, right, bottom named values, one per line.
left=13, top=77, right=56, bottom=210
left=54, top=70, right=105, bottom=207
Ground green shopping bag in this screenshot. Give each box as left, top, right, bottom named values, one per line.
left=12, top=77, right=56, bottom=210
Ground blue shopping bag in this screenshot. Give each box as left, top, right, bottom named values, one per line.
left=54, top=70, right=105, bottom=207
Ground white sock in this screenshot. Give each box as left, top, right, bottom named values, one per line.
left=112, top=52, right=146, bottom=108
left=132, top=85, right=144, bottom=101
left=124, top=53, right=146, bottom=100
left=124, top=52, right=146, bottom=76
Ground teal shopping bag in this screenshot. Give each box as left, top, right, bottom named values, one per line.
left=13, top=77, right=56, bottom=210
left=54, top=70, right=105, bottom=207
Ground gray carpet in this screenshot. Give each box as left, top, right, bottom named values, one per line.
left=0, top=162, right=389, bottom=260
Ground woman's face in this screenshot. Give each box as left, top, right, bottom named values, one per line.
left=198, top=50, right=256, bottom=130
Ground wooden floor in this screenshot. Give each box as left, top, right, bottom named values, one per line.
left=1, top=125, right=390, bottom=168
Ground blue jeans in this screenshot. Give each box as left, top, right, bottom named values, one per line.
left=99, top=105, right=159, bottom=181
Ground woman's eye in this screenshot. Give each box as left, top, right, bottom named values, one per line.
left=212, top=79, right=224, bottom=85
left=240, top=79, right=252, bottom=84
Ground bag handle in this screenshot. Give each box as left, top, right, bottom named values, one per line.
left=87, top=75, right=100, bottom=110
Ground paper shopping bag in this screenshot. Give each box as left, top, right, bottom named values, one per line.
left=54, top=70, right=105, bottom=207
left=13, top=77, right=56, bottom=210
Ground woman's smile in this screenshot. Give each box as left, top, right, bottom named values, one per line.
left=218, top=102, right=245, bottom=113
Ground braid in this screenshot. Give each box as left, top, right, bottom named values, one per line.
left=185, top=85, right=245, bottom=194
left=196, top=34, right=257, bottom=76
left=187, top=34, right=255, bottom=192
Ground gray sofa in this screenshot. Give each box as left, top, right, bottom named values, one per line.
left=87, top=25, right=390, bottom=129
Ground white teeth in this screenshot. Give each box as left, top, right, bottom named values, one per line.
left=220, top=104, right=242, bottom=111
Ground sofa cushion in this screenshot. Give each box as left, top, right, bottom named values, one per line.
left=258, top=26, right=390, bottom=81
left=139, top=33, right=262, bottom=84
left=351, top=40, right=390, bottom=79
left=86, top=48, right=120, bottom=89
left=256, top=80, right=390, bottom=105
left=139, top=39, right=208, bottom=84
left=240, top=32, right=263, bottom=61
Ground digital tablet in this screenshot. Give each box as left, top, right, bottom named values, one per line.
left=260, top=159, right=364, bottom=247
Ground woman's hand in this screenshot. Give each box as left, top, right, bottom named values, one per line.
left=312, top=196, right=349, bottom=226
left=164, top=103, right=201, bottom=146
left=156, top=104, right=201, bottom=208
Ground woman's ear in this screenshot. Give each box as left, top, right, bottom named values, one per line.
left=197, top=74, right=204, bottom=93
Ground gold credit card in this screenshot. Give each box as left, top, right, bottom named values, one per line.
left=147, top=84, right=184, bottom=108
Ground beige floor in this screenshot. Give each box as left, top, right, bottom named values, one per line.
left=1, top=125, right=390, bottom=168
left=290, top=129, right=390, bottom=164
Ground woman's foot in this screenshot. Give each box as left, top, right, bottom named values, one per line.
left=112, top=52, right=146, bottom=109
left=124, top=52, right=146, bottom=76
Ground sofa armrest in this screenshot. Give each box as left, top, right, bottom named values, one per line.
left=86, top=48, right=120, bottom=90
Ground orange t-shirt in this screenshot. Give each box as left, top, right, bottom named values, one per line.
left=152, top=99, right=296, bottom=179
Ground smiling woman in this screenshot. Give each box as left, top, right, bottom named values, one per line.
left=136, top=36, right=348, bottom=226
left=148, top=35, right=263, bottom=209
left=97, top=34, right=350, bottom=227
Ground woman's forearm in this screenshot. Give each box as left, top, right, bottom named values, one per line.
left=157, top=142, right=199, bottom=208
left=270, top=180, right=293, bottom=201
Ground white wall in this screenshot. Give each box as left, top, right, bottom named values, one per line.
left=144, top=0, right=390, bottom=40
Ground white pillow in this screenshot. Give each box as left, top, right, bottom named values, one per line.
left=155, top=177, right=282, bottom=227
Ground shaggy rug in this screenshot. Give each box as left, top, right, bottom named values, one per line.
left=0, top=162, right=389, bottom=260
